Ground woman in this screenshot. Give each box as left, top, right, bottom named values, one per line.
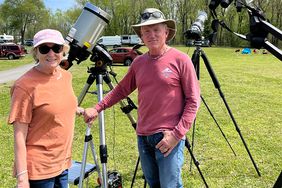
left=9, top=29, right=80, bottom=188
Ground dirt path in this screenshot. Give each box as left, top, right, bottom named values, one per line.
left=0, top=63, right=34, bottom=84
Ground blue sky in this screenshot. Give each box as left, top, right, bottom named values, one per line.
left=0, top=0, right=77, bottom=12
left=44, top=0, right=77, bottom=12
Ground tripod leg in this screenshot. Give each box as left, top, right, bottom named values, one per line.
left=130, top=156, right=147, bottom=188
left=131, top=156, right=140, bottom=188
left=185, top=137, right=209, bottom=188
left=189, top=119, right=196, bottom=171
left=78, top=127, right=91, bottom=188
left=200, top=50, right=261, bottom=176
left=201, top=95, right=236, bottom=156
left=78, top=74, right=96, bottom=105
left=190, top=47, right=201, bottom=171
left=192, top=47, right=201, bottom=79
left=89, top=140, right=102, bottom=184
left=143, top=179, right=147, bottom=188
left=273, top=171, right=282, bottom=188
left=96, top=74, right=108, bottom=187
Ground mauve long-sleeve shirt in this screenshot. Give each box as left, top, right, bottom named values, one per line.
left=95, top=47, right=201, bottom=140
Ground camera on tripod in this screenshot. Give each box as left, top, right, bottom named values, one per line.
left=184, top=11, right=208, bottom=46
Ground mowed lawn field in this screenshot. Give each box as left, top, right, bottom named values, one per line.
left=0, top=46, right=281, bottom=187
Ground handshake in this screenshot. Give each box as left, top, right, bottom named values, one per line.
left=76, top=107, right=98, bottom=126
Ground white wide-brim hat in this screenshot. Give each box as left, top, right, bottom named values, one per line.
left=132, top=8, right=176, bottom=42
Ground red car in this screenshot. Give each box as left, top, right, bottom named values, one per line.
left=109, top=45, right=143, bottom=66
left=0, top=43, right=26, bottom=60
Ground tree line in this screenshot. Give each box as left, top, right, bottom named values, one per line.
left=0, top=0, right=281, bottom=47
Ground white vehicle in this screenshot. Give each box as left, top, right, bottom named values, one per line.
left=121, top=35, right=142, bottom=46
left=0, top=34, right=14, bottom=43
left=97, top=35, right=121, bottom=48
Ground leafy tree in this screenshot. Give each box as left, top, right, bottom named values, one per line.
left=0, top=0, right=49, bottom=44
left=0, top=0, right=280, bottom=47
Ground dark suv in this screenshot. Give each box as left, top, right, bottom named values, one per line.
left=0, top=43, right=26, bottom=60
left=24, top=39, right=33, bottom=46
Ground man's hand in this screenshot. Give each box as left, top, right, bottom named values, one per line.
left=83, top=107, right=98, bottom=126
left=156, top=130, right=179, bottom=157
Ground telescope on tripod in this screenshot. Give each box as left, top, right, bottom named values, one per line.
left=60, top=3, right=125, bottom=188
left=184, top=11, right=207, bottom=42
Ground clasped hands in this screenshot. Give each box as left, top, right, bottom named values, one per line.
left=76, top=107, right=98, bottom=127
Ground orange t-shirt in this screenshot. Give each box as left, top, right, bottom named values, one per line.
left=8, top=67, right=77, bottom=180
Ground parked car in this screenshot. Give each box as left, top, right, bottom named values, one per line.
left=121, top=35, right=142, bottom=46
left=97, top=36, right=121, bottom=48
left=24, top=39, right=33, bottom=46
left=108, top=45, right=143, bottom=66
left=0, top=43, right=26, bottom=60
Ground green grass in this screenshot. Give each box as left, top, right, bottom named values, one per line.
left=0, top=47, right=281, bottom=187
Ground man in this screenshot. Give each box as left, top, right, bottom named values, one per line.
left=84, top=8, right=201, bottom=188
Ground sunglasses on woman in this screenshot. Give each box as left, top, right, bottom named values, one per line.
left=141, top=11, right=164, bottom=20
left=38, top=44, right=63, bottom=54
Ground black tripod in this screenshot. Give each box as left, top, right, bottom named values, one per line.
left=190, top=41, right=261, bottom=177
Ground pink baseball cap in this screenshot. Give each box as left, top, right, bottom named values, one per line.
left=33, top=29, right=65, bottom=47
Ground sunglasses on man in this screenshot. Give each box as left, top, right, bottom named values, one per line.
left=38, top=44, right=63, bottom=54
left=141, top=11, right=164, bottom=20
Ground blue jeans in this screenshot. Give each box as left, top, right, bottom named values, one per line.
left=138, top=132, right=185, bottom=188
left=29, top=169, right=68, bottom=188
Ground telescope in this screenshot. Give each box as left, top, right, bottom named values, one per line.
left=184, top=11, right=208, bottom=41
left=60, top=2, right=112, bottom=70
